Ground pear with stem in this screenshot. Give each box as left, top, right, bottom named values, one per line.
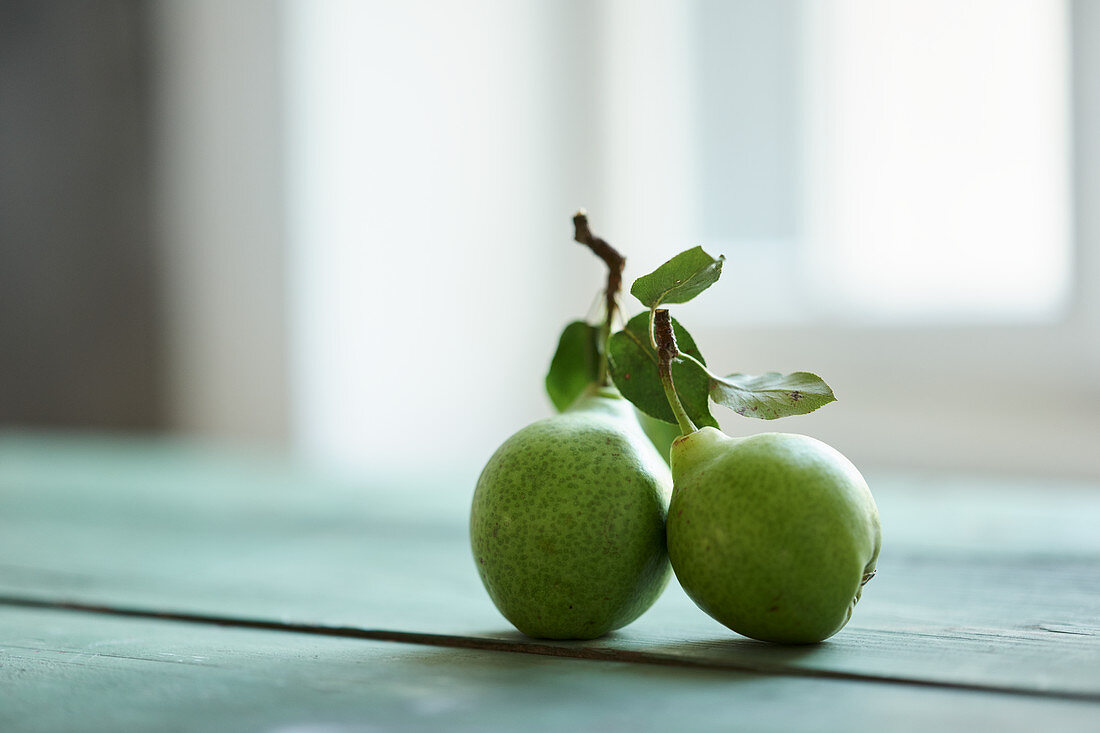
left=470, top=214, right=673, bottom=639
left=652, top=309, right=881, bottom=644
left=471, top=384, right=672, bottom=639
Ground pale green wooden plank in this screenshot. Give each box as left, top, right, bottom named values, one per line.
left=1, top=605, right=1098, bottom=733
left=1, top=431, right=1099, bottom=697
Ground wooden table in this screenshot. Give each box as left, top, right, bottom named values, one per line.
left=1, top=432, right=1098, bottom=731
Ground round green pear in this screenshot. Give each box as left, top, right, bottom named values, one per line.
left=470, top=386, right=673, bottom=639
left=667, top=428, right=881, bottom=644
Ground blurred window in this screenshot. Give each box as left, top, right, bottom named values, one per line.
left=615, top=0, right=1071, bottom=326
left=283, top=0, right=1097, bottom=478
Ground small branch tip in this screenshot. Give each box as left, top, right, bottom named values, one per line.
left=571, top=211, right=625, bottom=387
left=653, top=309, right=679, bottom=359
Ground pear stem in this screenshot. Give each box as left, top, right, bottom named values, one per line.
left=573, top=210, right=625, bottom=386
left=596, top=317, right=613, bottom=386
left=654, top=309, right=697, bottom=436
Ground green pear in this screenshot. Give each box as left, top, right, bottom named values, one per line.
left=667, top=428, right=880, bottom=644
left=470, top=386, right=673, bottom=639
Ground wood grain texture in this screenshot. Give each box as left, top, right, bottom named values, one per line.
left=3, top=606, right=1099, bottom=733
left=1, top=432, right=1099, bottom=701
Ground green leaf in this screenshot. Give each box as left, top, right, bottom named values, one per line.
left=607, top=313, right=718, bottom=428
left=545, top=321, right=601, bottom=412
left=629, top=246, right=725, bottom=308
left=709, top=371, right=836, bottom=420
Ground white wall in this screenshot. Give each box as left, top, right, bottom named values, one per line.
left=284, top=1, right=605, bottom=482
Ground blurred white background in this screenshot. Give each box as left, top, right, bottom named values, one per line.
left=155, top=0, right=1099, bottom=483
left=5, top=1, right=1097, bottom=484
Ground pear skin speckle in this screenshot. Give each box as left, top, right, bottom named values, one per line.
left=668, top=430, right=881, bottom=644
left=470, top=393, right=673, bottom=639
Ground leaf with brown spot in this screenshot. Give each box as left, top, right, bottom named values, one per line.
left=709, top=371, right=836, bottom=420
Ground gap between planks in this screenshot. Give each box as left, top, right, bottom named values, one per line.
left=1, top=593, right=1097, bottom=705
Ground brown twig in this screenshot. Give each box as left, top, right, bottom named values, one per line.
left=573, top=210, right=626, bottom=325
left=654, top=308, right=696, bottom=434
left=653, top=308, right=680, bottom=362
